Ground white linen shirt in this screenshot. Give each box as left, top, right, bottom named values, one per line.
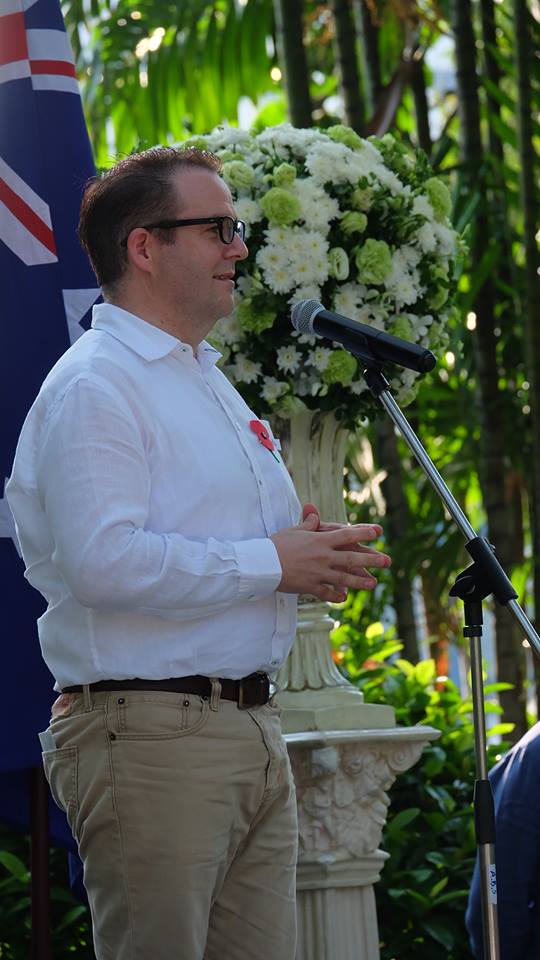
left=7, top=303, right=301, bottom=690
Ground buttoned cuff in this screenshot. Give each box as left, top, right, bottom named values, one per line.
left=235, top=538, right=283, bottom=602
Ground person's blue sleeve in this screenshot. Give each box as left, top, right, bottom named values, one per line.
left=465, top=856, right=483, bottom=959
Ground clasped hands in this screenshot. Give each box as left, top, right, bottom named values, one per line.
left=270, top=502, right=391, bottom=604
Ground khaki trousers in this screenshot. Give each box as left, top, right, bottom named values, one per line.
left=42, top=683, right=298, bottom=960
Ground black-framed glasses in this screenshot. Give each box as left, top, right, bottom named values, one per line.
left=122, top=216, right=246, bottom=247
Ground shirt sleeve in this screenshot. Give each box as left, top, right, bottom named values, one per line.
left=35, top=376, right=283, bottom=619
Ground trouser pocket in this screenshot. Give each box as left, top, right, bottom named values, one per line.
left=42, top=744, right=79, bottom=833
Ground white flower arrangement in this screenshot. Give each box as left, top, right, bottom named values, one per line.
left=185, top=123, right=461, bottom=421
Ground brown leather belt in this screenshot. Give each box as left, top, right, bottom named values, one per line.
left=62, top=672, right=272, bottom=709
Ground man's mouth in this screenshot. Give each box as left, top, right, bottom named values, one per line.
left=214, top=273, right=235, bottom=283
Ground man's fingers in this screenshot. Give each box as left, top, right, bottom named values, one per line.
left=302, top=502, right=320, bottom=523
left=316, top=584, right=348, bottom=603
left=327, top=524, right=383, bottom=545
left=333, top=549, right=391, bottom=570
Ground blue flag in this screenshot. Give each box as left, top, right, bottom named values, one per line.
left=0, top=0, right=99, bottom=842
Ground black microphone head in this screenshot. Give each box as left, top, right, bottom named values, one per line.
left=291, top=299, right=324, bottom=335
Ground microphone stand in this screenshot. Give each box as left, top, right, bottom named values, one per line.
left=357, top=360, right=540, bottom=960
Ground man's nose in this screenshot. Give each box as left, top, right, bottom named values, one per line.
left=226, top=233, right=248, bottom=261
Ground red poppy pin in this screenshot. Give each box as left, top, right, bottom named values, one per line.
left=249, top=420, right=280, bottom=462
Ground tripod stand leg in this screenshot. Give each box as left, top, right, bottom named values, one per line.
left=470, top=632, right=500, bottom=959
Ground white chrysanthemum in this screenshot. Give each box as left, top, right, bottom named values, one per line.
left=375, top=166, right=406, bottom=196
left=399, top=244, right=422, bottom=270
left=205, top=127, right=253, bottom=150
left=293, top=179, right=340, bottom=234
left=289, top=286, right=322, bottom=308
left=262, top=265, right=295, bottom=294
left=264, top=226, right=289, bottom=247
left=294, top=371, right=323, bottom=396
left=256, top=243, right=289, bottom=274
left=291, top=327, right=318, bottom=346
left=412, top=195, right=435, bottom=221
left=310, top=346, right=332, bottom=371
left=402, top=312, right=432, bottom=339
left=305, top=141, right=377, bottom=187
left=385, top=250, right=422, bottom=307
left=213, top=313, right=242, bottom=345
left=281, top=231, right=306, bottom=257
left=386, top=272, right=420, bottom=308
left=434, top=222, right=457, bottom=256
left=303, top=232, right=329, bottom=258
left=416, top=222, right=438, bottom=254
left=332, top=282, right=369, bottom=316
left=276, top=345, right=302, bottom=374
left=232, top=354, right=262, bottom=384
left=258, top=228, right=329, bottom=293
left=235, top=198, right=262, bottom=227
left=261, top=376, right=289, bottom=403
left=256, top=124, right=324, bottom=161
left=291, top=259, right=322, bottom=286
left=350, top=379, right=369, bottom=395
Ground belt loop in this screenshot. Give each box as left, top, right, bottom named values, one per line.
left=209, top=678, right=221, bottom=712
left=82, top=683, right=93, bottom=711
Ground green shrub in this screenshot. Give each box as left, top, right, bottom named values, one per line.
left=0, top=822, right=93, bottom=959
left=332, top=605, right=513, bottom=960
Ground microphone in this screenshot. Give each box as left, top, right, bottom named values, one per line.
left=291, top=299, right=436, bottom=374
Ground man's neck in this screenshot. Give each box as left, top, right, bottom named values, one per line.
left=104, top=293, right=200, bottom=351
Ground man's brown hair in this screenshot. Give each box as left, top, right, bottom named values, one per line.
left=78, top=146, right=222, bottom=291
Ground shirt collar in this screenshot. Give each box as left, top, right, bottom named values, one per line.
left=91, top=302, right=221, bottom=368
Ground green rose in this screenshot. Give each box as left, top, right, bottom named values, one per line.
left=216, top=150, right=237, bottom=162
left=322, top=350, right=358, bottom=386
left=341, top=211, right=368, bottom=236
left=329, top=247, right=350, bottom=280
left=351, top=187, right=373, bottom=212
left=327, top=124, right=364, bottom=151
left=392, top=316, right=414, bottom=340
left=222, top=160, right=256, bottom=190
left=182, top=136, right=208, bottom=150
left=424, top=177, right=452, bottom=222
left=273, top=163, right=297, bottom=187
left=260, top=187, right=302, bottom=226
left=236, top=300, right=275, bottom=334
left=355, top=239, right=393, bottom=285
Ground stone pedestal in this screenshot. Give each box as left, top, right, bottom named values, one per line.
left=271, top=409, right=439, bottom=957
left=285, top=727, right=440, bottom=960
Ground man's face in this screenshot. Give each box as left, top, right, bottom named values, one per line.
left=151, top=167, right=248, bottom=336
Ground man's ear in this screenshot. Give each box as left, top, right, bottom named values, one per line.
left=126, top=228, right=154, bottom=274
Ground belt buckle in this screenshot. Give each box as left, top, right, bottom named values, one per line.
left=238, top=672, right=270, bottom=710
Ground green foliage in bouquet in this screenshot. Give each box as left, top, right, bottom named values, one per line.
left=183, top=124, right=462, bottom=425
left=332, top=598, right=513, bottom=959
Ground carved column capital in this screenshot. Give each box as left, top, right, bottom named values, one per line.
left=286, top=728, right=439, bottom=865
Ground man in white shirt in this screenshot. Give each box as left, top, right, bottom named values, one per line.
left=7, top=147, right=390, bottom=960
